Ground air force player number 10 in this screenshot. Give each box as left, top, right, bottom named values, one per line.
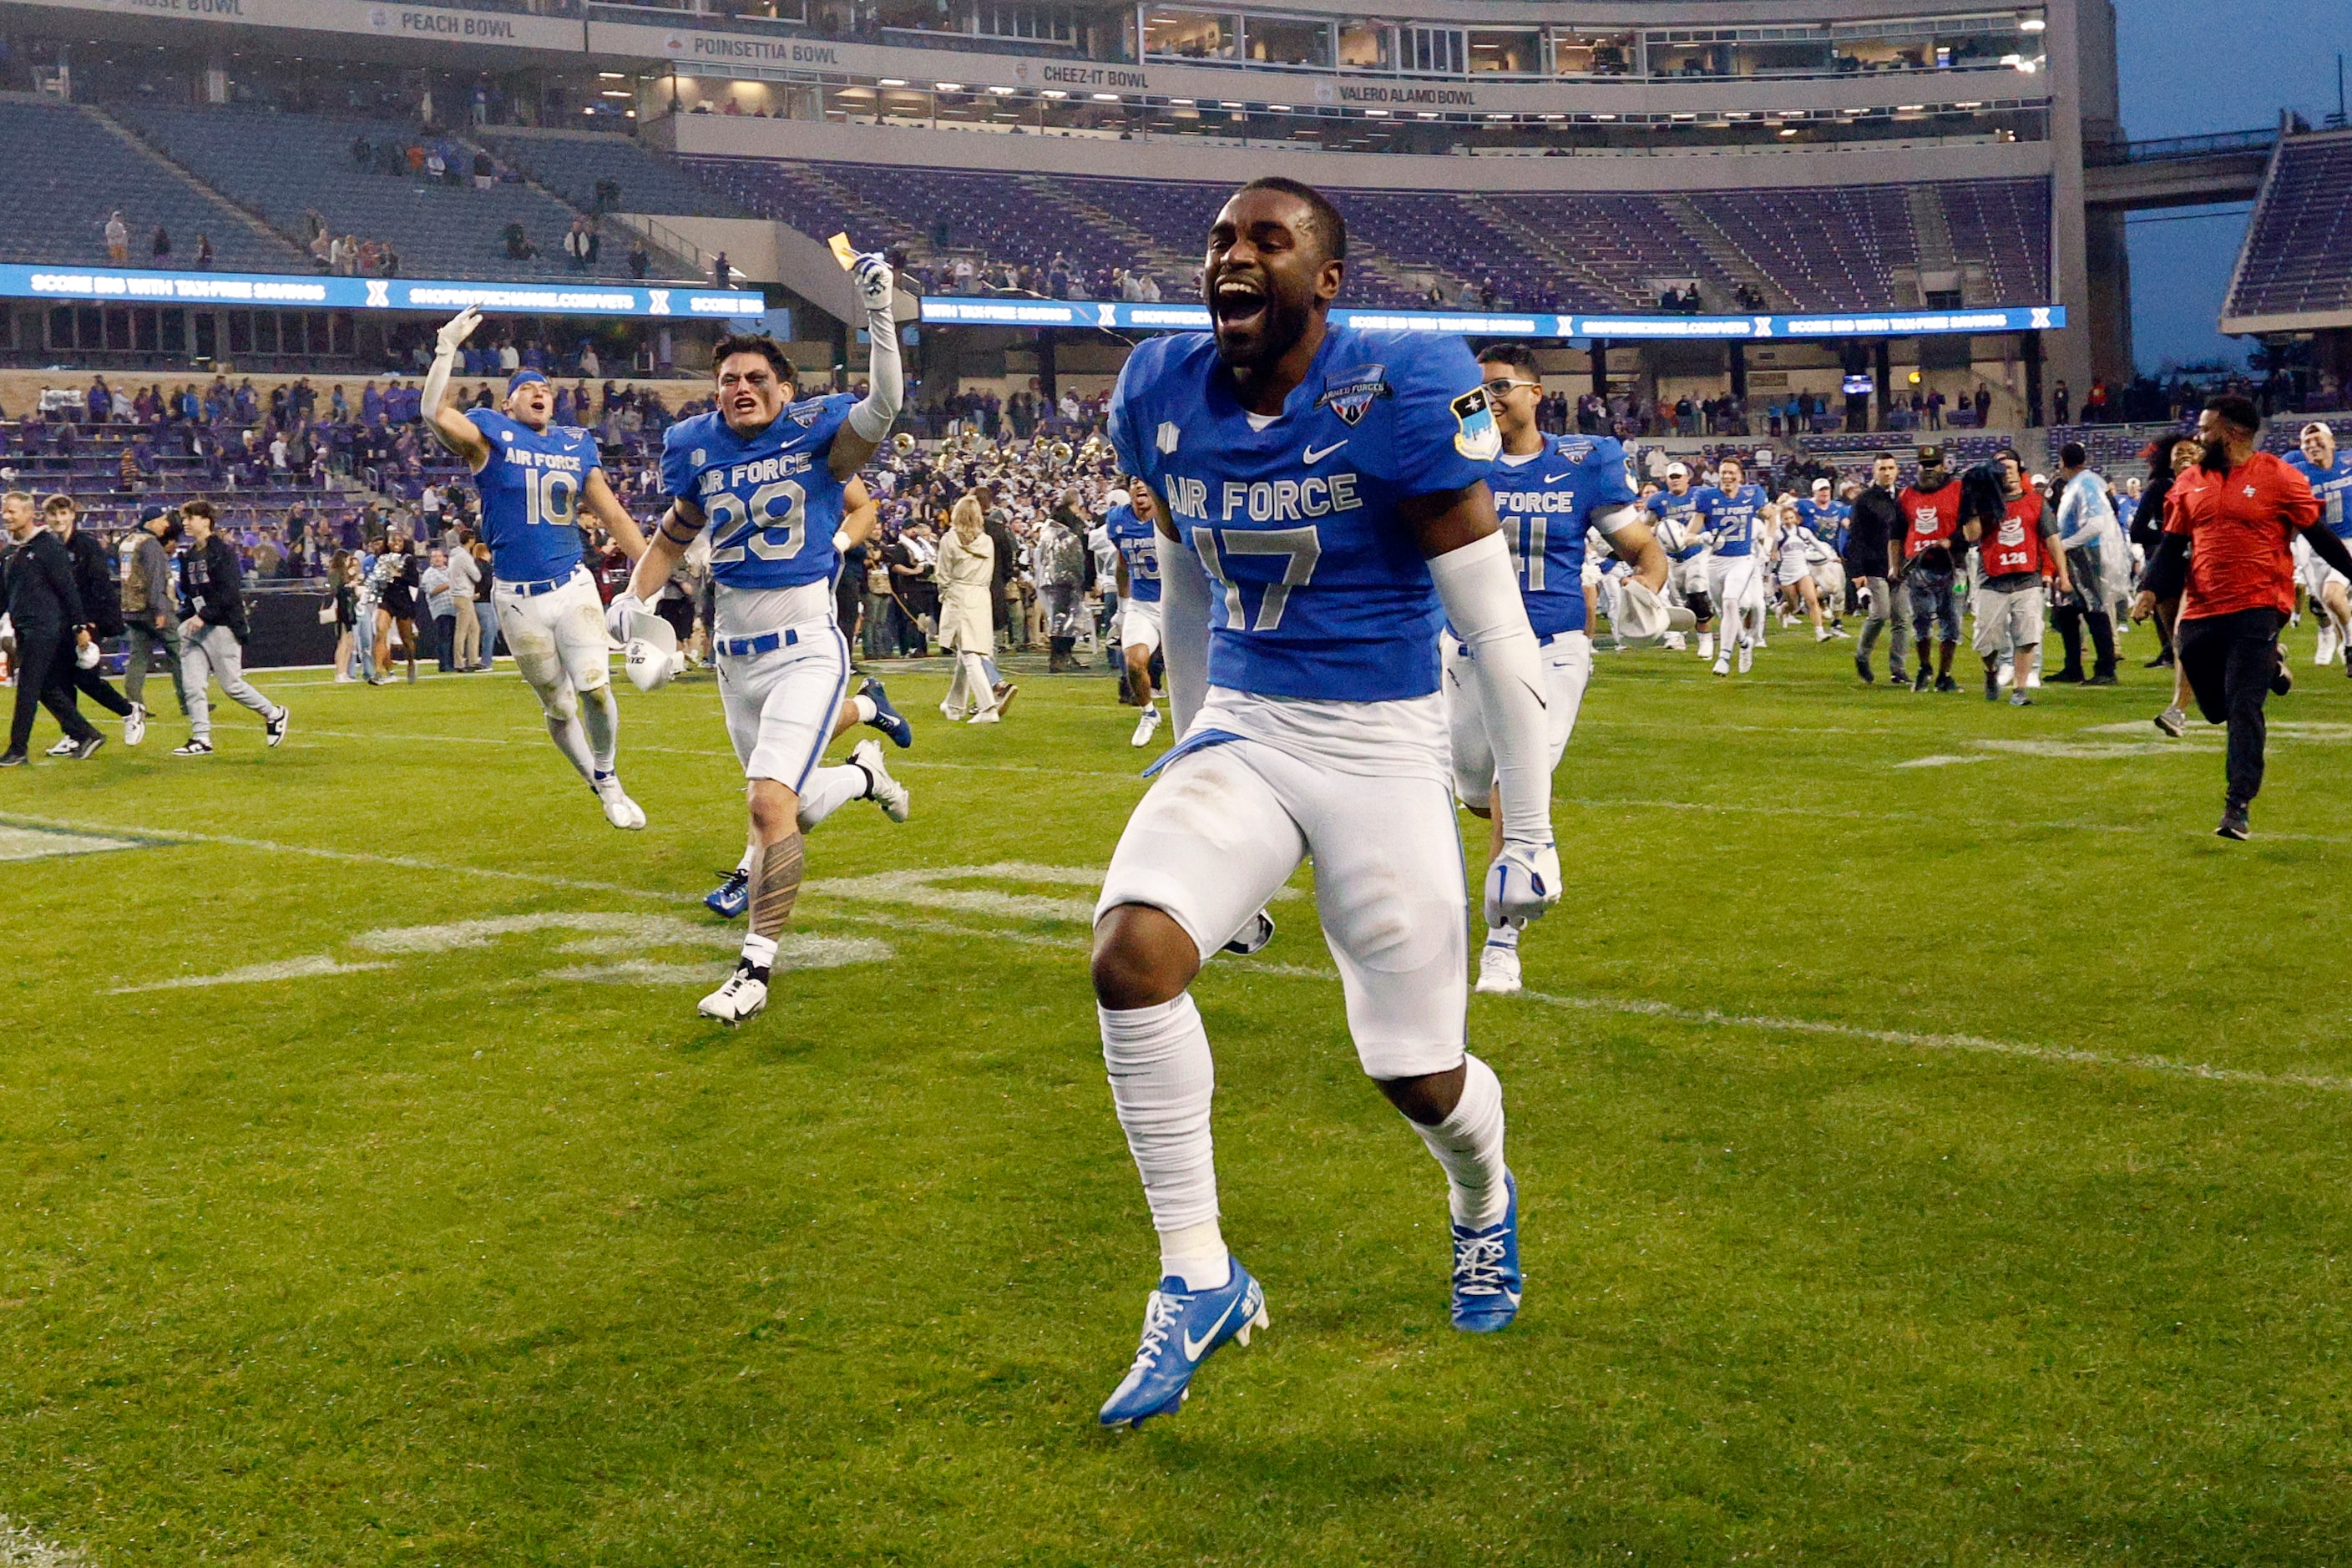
left=1163, top=472, right=1358, bottom=634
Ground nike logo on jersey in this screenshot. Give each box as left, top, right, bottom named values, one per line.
left=1303, top=440, right=1348, bottom=465
left=1182, top=1293, right=1244, bottom=1360
left=1540, top=472, right=1572, bottom=483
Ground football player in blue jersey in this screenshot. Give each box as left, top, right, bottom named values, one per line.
left=1455, top=342, right=1667, bottom=996
left=1646, top=461, right=1714, bottom=658
left=423, top=307, right=653, bottom=829
left=613, top=255, right=911, bottom=1026
left=2289, top=422, right=2352, bottom=674
left=1105, top=483, right=1166, bottom=746
left=1089, top=177, right=1559, bottom=1429
left=1692, top=455, right=1772, bottom=675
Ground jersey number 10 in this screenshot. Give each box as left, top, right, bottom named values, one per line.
left=524, top=468, right=579, bottom=528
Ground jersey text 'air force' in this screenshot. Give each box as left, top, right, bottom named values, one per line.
left=2288, top=451, right=2352, bottom=542
left=1105, top=501, right=1161, bottom=604
left=1691, top=482, right=1769, bottom=558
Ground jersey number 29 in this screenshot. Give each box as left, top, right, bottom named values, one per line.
left=706, top=479, right=808, bottom=564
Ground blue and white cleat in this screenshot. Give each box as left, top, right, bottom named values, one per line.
left=1097, top=1260, right=1268, bottom=1429
left=859, top=676, right=913, bottom=749
left=1449, top=1172, right=1522, bottom=1333
left=704, top=867, right=750, bottom=919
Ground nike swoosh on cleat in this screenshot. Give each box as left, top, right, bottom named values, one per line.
left=1181, top=1294, right=1243, bottom=1361
left=1302, top=441, right=1348, bottom=465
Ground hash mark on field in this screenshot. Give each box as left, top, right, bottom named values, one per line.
left=0, top=825, right=141, bottom=860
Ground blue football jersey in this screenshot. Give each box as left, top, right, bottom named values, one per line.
left=1646, top=488, right=1707, bottom=560
left=2289, top=451, right=2352, bottom=540
left=468, top=409, right=603, bottom=584
left=1105, top=502, right=1161, bottom=604
left=661, top=393, right=857, bottom=590
left=1110, top=324, right=1498, bottom=703
left=1488, top=433, right=1638, bottom=637
left=1796, top=498, right=1840, bottom=545
left=1692, top=483, right=1768, bottom=558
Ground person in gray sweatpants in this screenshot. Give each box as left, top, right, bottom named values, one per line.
left=171, top=500, right=288, bottom=757
left=119, top=504, right=188, bottom=718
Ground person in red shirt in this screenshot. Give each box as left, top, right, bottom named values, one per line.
left=2133, top=395, right=2352, bottom=838
left=1959, top=449, right=2072, bottom=706
left=1896, top=444, right=1965, bottom=692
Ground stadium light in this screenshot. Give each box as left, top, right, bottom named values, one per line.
left=2019, top=16, right=2046, bottom=31
left=1591, top=113, right=1616, bottom=120
left=1268, top=103, right=1291, bottom=110
left=1095, top=92, right=1121, bottom=100
left=989, top=85, right=1016, bottom=94
left=1043, top=89, right=1069, bottom=99
left=1220, top=100, right=1243, bottom=108
left=1416, top=110, right=1440, bottom=119
left=880, top=78, right=907, bottom=86
left=936, top=82, right=964, bottom=91
left=599, top=72, right=627, bottom=80
left=1171, top=97, right=1195, bottom=105
left=1364, top=108, right=1389, bottom=117
left=601, top=90, right=631, bottom=99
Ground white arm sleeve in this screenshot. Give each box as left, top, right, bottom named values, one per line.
left=846, top=313, right=903, bottom=442
left=1591, top=502, right=1644, bottom=538
left=422, top=348, right=460, bottom=452
left=1429, top=529, right=1551, bottom=846
left=1154, top=524, right=1211, bottom=741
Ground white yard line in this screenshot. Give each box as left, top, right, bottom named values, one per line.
left=0, top=1515, right=93, bottom=1567
left=23, top=812, right=2343, bottom=1093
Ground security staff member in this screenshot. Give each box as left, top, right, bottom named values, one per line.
left=1844, top=453, right=1909, bottom=685
left=1, top=490, right=104, bottom=766
left=46, top=493, right=138, bottom=745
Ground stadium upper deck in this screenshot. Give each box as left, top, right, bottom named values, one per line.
left=0, top=0, right=2118, bottom=391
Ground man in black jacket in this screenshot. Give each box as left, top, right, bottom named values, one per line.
left=1, top=490, right=104, bottom=765
left=1844, top=454, right=1909, bottom=685
left=44, top=494, right=138, bottom=747
left=172, top=500, right=288, bottom=758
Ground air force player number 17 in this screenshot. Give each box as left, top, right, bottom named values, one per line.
left=1114, top=329, right=1500, bottom=703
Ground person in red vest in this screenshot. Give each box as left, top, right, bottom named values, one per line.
left=1960, top=449, right=2071, bottom=706
left=2134, top=395, right=2352, bottom=839
left=1896, top=444, right=1964, bottom=693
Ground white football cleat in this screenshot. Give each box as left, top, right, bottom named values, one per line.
left=850, top=737, right=911, bottom=822
left=1737, top=641, right=1754, bottom=674
left=1712, top=656, right=1731, bottom=677
left=1474, top=943, right=1522, bottom=996
left=1130, top=706, right=1162, bottom=748
left=124, top=701, right=146, bottom=747
left=698, top=961, right=769, bottom=1025
left=1697, top=634, right=1715, bottom=660
left=594, top=773, right=646, bottom=830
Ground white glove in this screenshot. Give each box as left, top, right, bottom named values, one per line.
left=1485, top=839, right=1562, bottom=928
left=434, top=306, right=483, bottom=357
left=850, top=252, right=894, bottom=316
left=604, top=590, right=647, bottom=643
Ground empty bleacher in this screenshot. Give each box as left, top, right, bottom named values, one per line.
left=2224, top=130, right=2352, bottom=321
left=0, top=96, right=304, bottom=272
left=675, top=154, right=2051, bottom=314
left=476, top=129, right=750, bottom=221
left=116, top=104, right=623, bottom=281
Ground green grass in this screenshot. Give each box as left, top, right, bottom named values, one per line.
left=8, top=627, right=2352, bottom=1565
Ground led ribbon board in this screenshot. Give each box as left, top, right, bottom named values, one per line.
left=918, top=298, right=2066, bottom=340
left=0, top=264, right=768, bottom=320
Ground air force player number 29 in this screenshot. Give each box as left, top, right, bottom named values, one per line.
left=695, top=451, right=819, bottom=566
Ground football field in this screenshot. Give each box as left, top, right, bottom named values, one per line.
left=7, top=630, right=2352, bottom=1565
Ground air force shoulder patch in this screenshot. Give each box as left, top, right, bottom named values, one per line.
left=1451, top=387, right=1502, bottom=462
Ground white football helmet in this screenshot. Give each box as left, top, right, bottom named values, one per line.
left=623, top=610, right=679, bottom=694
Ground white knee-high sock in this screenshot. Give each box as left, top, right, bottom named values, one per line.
left=941, top=657, right=969, bottom=716
left=1410, top=1054, right=1509, bottom=1229
left=579, top=684, right=620, bottom=774
left=1100, top=994, right=1228, bottom=1289
left=797, top=762, right=868, bottom=832
left=546, top=711, right=595, bottom=782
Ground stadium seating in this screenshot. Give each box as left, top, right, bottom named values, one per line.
left=477, top=130, right=750, bottom=221
left=2224, top=131, right=2352, bottom=321
left=0, top=98, right=304, bottom=273
left=675, top=154, right=2052, bottom=313
left=116, top=104, right=627, bottom=281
